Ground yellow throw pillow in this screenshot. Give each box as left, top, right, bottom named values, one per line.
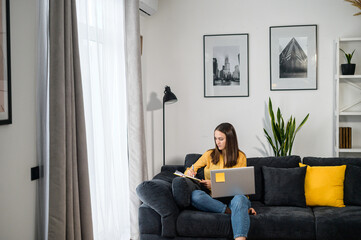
left=299, top=163, right=346, bottom=207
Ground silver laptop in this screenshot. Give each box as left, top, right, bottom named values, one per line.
left=210, top=167, right=255, bottom=198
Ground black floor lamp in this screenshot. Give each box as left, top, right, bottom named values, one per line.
left=163, top=86, right=177, bottom=166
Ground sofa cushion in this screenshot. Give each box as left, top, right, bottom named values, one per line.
left=249, top=205, right=316, bottom=240
left=176, top=210, right=233, bottom=238
left=177, top=204, right=316, bottom=240
left=303, top=157, right=361, bottom=206
left=313, top=206, right=361, bottom=240
left=136, top=179, right=179, bottom=237
left=247, top=155, right=301, bottom=202
left=161, top=164, right=185, bottom=173
left=303, top=156, right=361, bottom=167
left=300, top=163, right=346, bottom=207
left=262, top=166, right=306, bottom=207
left=344, top=164, right=361, bottom=206
left=172, top=177, right=201, bottom=208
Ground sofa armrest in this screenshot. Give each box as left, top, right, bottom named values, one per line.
left=136, top=179, right=179, bottom=238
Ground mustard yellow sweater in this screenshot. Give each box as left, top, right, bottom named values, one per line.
left=185, top=149, right=247, bottom=180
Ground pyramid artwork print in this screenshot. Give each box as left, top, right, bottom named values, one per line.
left=279, top=37, right=308, bottom=78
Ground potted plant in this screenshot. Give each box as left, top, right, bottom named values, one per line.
left=263, top=98, right=309, bottom=157
left=340, top=48, right=356, bottom=75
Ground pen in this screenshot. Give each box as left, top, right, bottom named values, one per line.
left=192, top=165, right=195, bottom=177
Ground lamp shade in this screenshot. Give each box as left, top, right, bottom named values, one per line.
left=163, top=86, right=177, bottom=104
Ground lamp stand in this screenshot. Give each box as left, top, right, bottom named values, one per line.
left=163, top=101, right=165, bottom=166
left=162, top=85, right=177, bottom=166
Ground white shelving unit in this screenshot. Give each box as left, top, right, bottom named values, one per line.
left=334, top=37, right=361, bottom=157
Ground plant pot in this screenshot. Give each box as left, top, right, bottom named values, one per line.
left=341, top=64, right=356, bottom=75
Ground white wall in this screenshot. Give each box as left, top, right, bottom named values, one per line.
left=0, top=0, right=37, bottom=239
left=141, top=0, right=361, bottom=176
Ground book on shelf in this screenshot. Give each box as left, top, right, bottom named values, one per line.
left=174, top=170, right=201, bottom=182
left=339, top=127, right=352, bottom=149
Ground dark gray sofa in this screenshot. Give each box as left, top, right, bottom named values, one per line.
left=136, top=155, right=361, bottom=240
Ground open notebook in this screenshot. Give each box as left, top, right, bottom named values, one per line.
left=174, top=170, right=201, bottom=182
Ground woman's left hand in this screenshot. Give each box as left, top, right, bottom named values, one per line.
left=200, top=179, right=211, bottom=189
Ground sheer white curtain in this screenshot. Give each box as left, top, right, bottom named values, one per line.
left=76, top=0, right=130, bottom=239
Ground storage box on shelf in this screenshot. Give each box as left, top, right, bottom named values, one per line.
left=334, top=37, right=361, bottom=156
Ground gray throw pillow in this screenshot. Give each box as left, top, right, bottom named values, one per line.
left=262, top=166, right=306, bottom=207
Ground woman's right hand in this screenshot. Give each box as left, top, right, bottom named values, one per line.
left=186, top=168, right=196, bottom=177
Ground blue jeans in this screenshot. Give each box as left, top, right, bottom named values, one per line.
left=191, top=190, right=251, bottom=238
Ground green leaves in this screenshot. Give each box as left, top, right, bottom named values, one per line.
left=263, top=97, right=309, bottom=157
left=340, top=48, right=355, bottom=64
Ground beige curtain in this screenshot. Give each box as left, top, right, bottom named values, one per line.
left=125, top=0, right=148, bottom=239
left=48, top=0, right=93, bottom=239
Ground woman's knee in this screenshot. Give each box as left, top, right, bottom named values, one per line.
left=191, top=190, right=207, bottom=203
left=230, top=195, right=250, bottom=210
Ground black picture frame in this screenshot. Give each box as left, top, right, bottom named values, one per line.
left=204, top=33, right=249, bottom=97
left=270, top=25, right=317, bottom=91
left=0, top=0, right=11, bottom=125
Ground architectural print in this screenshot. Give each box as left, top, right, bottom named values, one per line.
left=270, top=25, right=317, bottom=90
left=212, top=46, right=240, bottom=86
left=279, top=37, right=308, bottom=78
left=204, top=33, right=249, bottom=97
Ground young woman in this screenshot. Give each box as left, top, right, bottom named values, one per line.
left=185, top=122, right=256, bottom=240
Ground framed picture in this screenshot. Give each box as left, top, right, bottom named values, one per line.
left=270, top=25, right=317, bottom=91
left=204, top=34, right=249, bottom=97
left=0, top=0, right=11, bottom=124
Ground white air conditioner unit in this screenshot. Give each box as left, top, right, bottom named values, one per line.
left=139, top=0, right=158, bottom=16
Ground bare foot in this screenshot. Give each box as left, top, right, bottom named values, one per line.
left=248, top=208, right=257, bottom=215
left=235, top=237, right=246, bottom=240
left=225, top=207, right=231, bottom=214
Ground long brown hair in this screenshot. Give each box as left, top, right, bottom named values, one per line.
left=210, top=122, right=242, bottom=167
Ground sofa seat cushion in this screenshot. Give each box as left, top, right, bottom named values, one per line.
left=176, top=205, right=316, bottom=240
left=312, top=206, right=361, bottom=240
left=249, top=205, right=316, bottom=240
left=176, top=210, right=233, bottom=238
left=140, top=234, right=230, bottom=240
